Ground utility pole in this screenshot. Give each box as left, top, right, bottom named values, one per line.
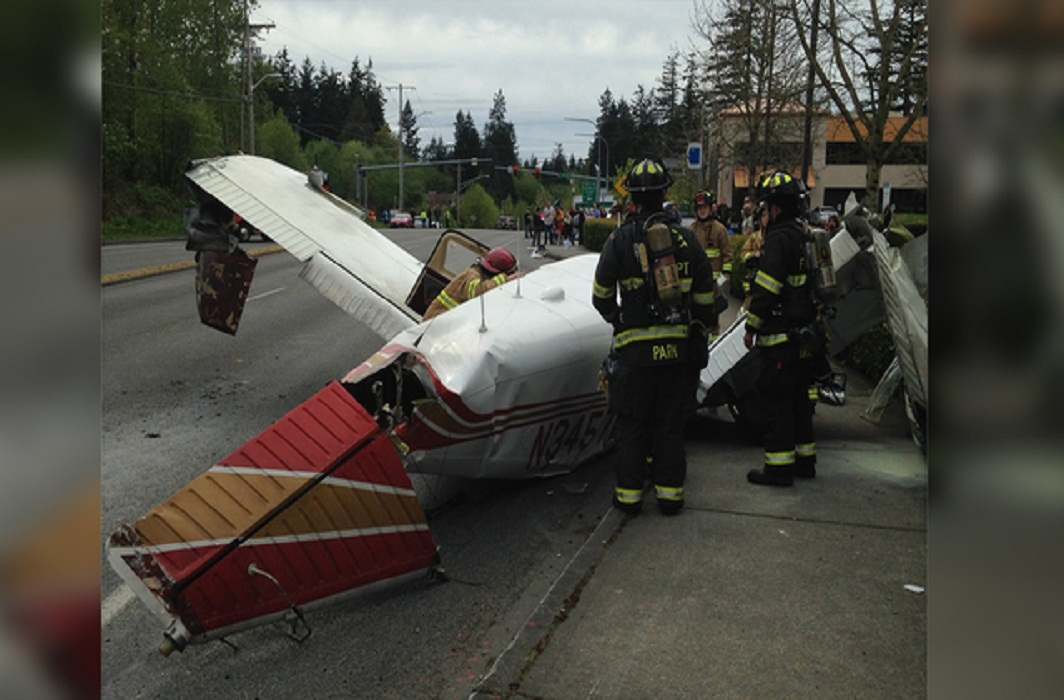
left=800, top=0, right=822, bottom=186
left=385, top=83, right=415, bottom=211
left=244, top=0, right=275, bottom=155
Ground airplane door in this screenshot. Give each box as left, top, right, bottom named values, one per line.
left=404, top=229, right=490, bottom=315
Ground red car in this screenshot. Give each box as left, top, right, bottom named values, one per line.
left=389, top=211, right=414, bottom=228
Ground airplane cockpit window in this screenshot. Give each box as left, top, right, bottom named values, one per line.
left=404, top=230, right=490, bottom=316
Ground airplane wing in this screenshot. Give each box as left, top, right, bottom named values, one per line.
left=186, top=156, right=422, bottom=339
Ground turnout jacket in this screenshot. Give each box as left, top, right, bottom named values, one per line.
left=424, top=266, right=512, bottom=320
left=690, top=217, right=733, bottom=275
left=592, top=215, right=717, bottom=365
left=744, top=217, right=816, bottom=345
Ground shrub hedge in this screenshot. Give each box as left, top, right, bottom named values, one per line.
left=581, top=218, right=619, bottom=252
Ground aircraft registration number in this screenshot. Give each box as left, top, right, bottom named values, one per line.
left=526, top=409, right=615, bottom=473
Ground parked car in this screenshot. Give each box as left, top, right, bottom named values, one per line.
left=496, top=215, right=516, bottom=230
left=389, top=211, right=414, bottom=228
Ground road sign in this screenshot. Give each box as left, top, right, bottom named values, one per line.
left=614, top=173, right=628, bottom=199
left=582, top=180, right=597, bottom=204
left=687, top=142, right=702, bottom=170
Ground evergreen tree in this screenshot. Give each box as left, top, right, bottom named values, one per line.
left=264, top=48, right=298, bottom=128
left=481, top=89, right=518, bottom=200
left=453, top=110, right=481, bottom=161
left=549, top=143, right=567, bottom=173
left=423, top=136, right=451, bottom=161
left=400, top=99, right=420, bottom=159
left=295, top=57, right=317, bottom=135
left=363, top=58, right=387, bottom=134
left=631, top=83, right=659, bottom=157
left=654, top=51, right=681, bottom=129
left=341, top=57, right=371, bottom=142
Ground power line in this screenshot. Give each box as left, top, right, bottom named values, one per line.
left=103, top=81, right=243, bottom=103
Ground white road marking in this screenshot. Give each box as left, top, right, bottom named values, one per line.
left=101, top=584, right=135, bottom=626
left=247, top=286, right=285, bottom=302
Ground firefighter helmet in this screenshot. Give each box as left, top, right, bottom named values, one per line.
left=757, top=171, right=804, bottom=213
left=625, top=158, right=673, bottom=193
left=480, top=247, right=518, bottom=275
left=694, top=191, right=715, bottom=208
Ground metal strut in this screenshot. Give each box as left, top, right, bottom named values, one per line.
left=247, top=563, right=312, bottom=644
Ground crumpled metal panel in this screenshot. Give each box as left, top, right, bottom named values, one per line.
left=872, top=230, right=928, bottom=407
left=194, top=250, right=257, bottom=335
left=186, top=156, right=423, bottom=323
left=108, top=381, right=437, bottom=643
left=697, top=312, right=751, bottom=404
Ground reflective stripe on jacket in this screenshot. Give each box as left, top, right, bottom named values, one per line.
left=424, top=266, right=509, bottom=320
left=691, top=218, right=733, bottom=275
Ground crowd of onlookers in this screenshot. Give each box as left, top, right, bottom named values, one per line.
left=521, top=202, right=609, bottom=254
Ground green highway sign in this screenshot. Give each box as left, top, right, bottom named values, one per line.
left=582, top=180, right=597, bottom=204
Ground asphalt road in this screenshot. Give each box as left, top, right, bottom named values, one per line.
left=101, top=239, right=276, bottom=276
left=102, top=228, right=618, bottom=698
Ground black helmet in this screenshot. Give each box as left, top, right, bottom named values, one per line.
left=693, top=191, right=715, bottom=207
left=625, top=158, right=673, bottom=193
left=757, top=171, right=804, bottom=214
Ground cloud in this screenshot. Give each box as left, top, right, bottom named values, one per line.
left=257, top=0, right=699, bottom=159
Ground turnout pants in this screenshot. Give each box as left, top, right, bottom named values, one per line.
left=612, top=361, right=689, bottom=509
left=757, top=344, right=816, bottom=471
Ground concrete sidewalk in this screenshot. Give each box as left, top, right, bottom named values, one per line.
left=473, top=374, right=926, bottom=699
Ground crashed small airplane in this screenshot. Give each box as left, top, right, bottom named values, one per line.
left=108, top=155, right=921, bottom=655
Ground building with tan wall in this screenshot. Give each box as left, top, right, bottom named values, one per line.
left=714, top=109, right=927, bottom=213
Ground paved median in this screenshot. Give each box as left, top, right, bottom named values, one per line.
left=101, top=244, right=285, bottom=286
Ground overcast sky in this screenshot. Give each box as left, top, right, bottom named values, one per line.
left=255, top=0, right=702, bottom=162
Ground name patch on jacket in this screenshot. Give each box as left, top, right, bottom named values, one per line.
left=652, top=343, right=680, bottom=362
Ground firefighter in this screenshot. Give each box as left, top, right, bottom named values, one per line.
left=691, top=191, right=734, bottom=282
left=592, top=158, right=717, bottom=515
left=423, top=247, right=522, bottom=320
left=744, top=172, right=819, bottom=486
left=739, top=202, right=769, bottom=309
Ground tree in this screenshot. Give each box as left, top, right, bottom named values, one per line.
left=458, top=183, right=499, bottom=228
left=696, top=0, right=810, bottom=197
left=295, top=56, right=317, bottom=133
left=400, top=99, right=420, bottom=159
left=548, top=143, right=567, bottom=173
left=453, top=110, right=481, bottom=161
left=482, top=89, right=518, bottom=201
left=422, top=136, right=451, bottom=161
left=788, top=0, right=928, bottom=209
left=102, top=0, right=248, bottom=213
left=257, top=113, right=308, bottom=170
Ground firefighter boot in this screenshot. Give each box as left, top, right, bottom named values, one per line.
left=795, top=442, right=816, bottom=478
left=613, top=487, right=643, bottom=515
left=654, top=485, right=684, bottom=516
left=794, top=457, right=816, bottom=478
left=746, top=466, right=794, bottom=487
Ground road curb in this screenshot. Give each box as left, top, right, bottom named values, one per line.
left=468, top=506, right=626, bottom=698
left=101, top=244, right=285, bottom=286
left=101, top=237, right=186, bottom=246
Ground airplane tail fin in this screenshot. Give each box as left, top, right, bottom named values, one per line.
left=107, top=381, right=438, bottom=655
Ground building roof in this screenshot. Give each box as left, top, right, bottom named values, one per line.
left=826, top=115, right=928, bottom=143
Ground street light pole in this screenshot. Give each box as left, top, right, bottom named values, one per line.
left=574, top=130, right=610, bottom=205
left=566, top=117, right=609, bottom=204
left=386, top=83, right=416, bottom=211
